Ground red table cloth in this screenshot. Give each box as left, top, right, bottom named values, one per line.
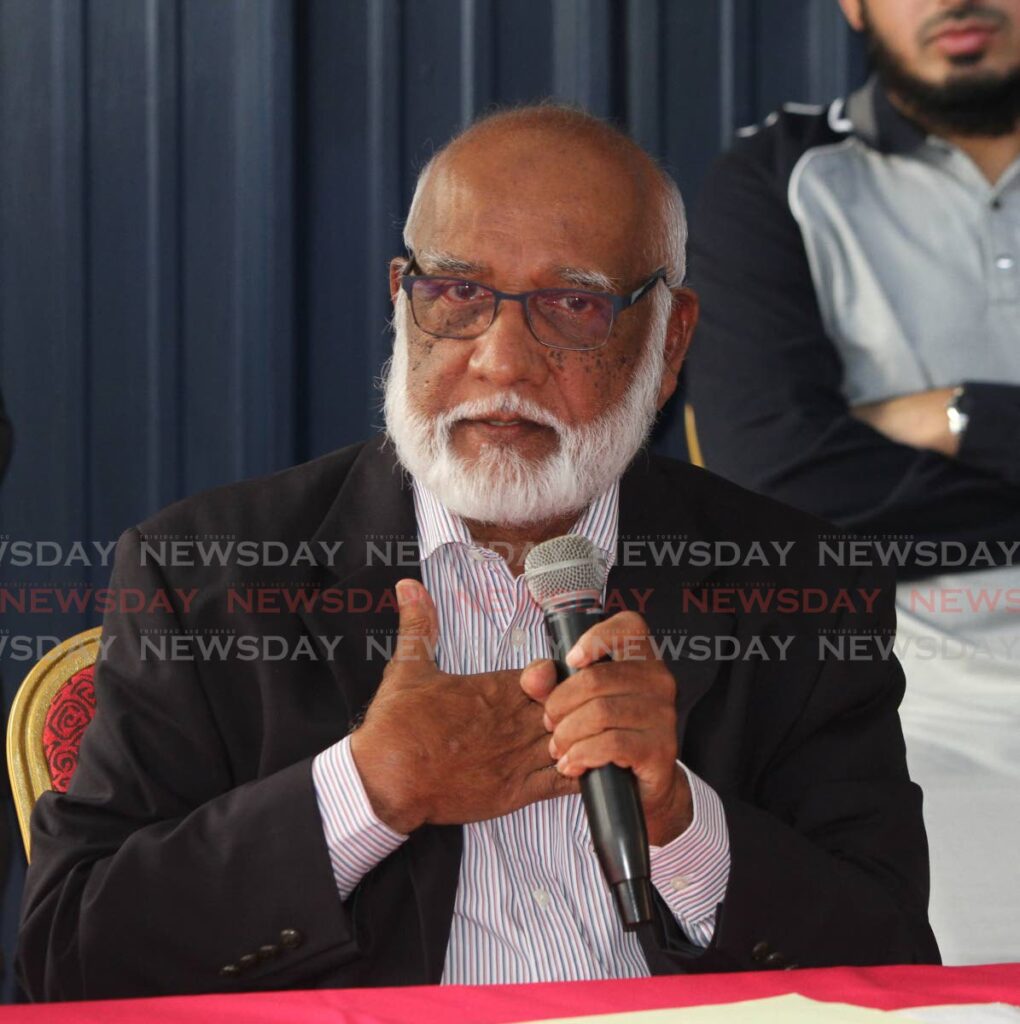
left=2, top=963, right=1018, bottom=1023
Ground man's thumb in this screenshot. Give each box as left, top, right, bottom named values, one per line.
left=393, top=579, right=439, bottom=665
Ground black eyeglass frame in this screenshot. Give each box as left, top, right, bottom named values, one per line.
left=398, top=255, right=667, bottom=352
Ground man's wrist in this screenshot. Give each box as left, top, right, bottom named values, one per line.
left=851, top=387, right=960, bottom=455
left=349, top=727, right=423, bottom=835
left=645, top=765, right=694, bottom=847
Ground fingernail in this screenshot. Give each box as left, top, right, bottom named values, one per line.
left=542, top=712, right=553, bottom=732
left=565, top=645, right=583, bottom=668
left=556, top=754, right=569, bottom=774
left=548, top=738, right=558, bottom=758
left=396, top=580, right=419, bottom=605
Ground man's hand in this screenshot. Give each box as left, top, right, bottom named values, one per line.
left=851, top=387, right=959, bottom=456
left=520, top=610, right=692, bottom=847
left=349, top=578, right=578, bottom=834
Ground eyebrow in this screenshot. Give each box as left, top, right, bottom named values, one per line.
left=554, top=266, right=619, bottom=292
left=412, top=251, right=620, bottom=293
left=413, top=250, right=486, bottom=276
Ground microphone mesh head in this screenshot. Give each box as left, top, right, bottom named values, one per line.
left=523, top=534, right=607, bottom=610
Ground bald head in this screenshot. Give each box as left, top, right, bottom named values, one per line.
left=404, top=105, right=687, bottom=287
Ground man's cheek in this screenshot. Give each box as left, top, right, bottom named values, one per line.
left=408, top=337, right=437, bottom=374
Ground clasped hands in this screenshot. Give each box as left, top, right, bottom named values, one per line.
left=349, top=578, right=692, bottom=846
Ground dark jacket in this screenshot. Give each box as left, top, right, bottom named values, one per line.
left=18, top=435, right=939, bottom=1000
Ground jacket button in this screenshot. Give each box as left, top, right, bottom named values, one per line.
left=238, top=953, right=259, bottom=971
left=280, top=928, right=304, bottom=950
left=258, top=944, right=280, bottom=961
left=764, top=951, right=787, bottom=969
left=219, top=964, right=241, bottom=978
left=751, top=941, right=770, bottom=963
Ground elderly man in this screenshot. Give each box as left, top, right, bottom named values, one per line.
left=685, top=0, right=1020, bottom=965
left=19, top=107, right=938, bottom=1001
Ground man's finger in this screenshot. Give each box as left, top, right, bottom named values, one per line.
left=392, top=578, right=440, bottom=665
left=519, top=659, right=558, bottom=704
left=554, top=729, right=651, bottom=778
left=549, top=693, right=670, bottom=759
left=564, top=610, right=654, bottom=669
left=522, top=763, right=581, bottom=803
left=544, top=660, right=674, bottom=724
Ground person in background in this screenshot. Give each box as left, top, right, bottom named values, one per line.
left=685, top=0, right=1020, bottom=964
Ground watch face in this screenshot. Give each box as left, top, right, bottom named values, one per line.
left=947, top=389, right=970, bottom=437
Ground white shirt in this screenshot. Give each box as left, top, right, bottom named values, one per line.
left=312, top=477, right=730, bottom=982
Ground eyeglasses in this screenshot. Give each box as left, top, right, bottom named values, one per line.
left=399, top=256, right=666, bottom=352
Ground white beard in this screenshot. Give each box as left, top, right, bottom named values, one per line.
left=382, top=293, right=670, bottom=527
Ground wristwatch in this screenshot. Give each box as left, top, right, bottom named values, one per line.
left=946, top=385, right=970, bottom=438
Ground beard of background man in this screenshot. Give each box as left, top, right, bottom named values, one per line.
left=382, top=287, right=672, bottom=528
left=862, top=0, right=1020, bottom=135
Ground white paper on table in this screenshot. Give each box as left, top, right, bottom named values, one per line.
left=895, top=1004, right=1020, bottom=1023
left=510, top=992, right=901, bottom=1023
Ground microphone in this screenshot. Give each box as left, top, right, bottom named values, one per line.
left=523, top=534, right=653, bottom=930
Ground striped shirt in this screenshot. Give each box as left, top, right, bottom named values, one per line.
left=312, top=477, right=730, bottom=983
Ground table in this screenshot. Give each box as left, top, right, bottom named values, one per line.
left=2, top=963, right=1018, bottom=1023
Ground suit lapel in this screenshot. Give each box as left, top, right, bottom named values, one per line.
left=295, top=436, right=422, bottom=724
left=615, top=455, right=737, bottom=975
left=296, top=436, right=460, bottom=977
left=615, top=454, right=732, bottom=751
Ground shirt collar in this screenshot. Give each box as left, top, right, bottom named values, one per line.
left=411, top=478, right=474, bottom=560
left=844, top=74, right=1020, bottom=194
left=845, top=74, right=929, bottom=156
left=411, top=476, right=620, bottom=568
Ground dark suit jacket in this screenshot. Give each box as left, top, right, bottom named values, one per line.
left=18, top=435, right=939, bottom=1000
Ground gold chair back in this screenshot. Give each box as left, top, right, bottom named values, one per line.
left=7, top=627, right=103, bottom=860
left=684, top=403, right=705, bottom=468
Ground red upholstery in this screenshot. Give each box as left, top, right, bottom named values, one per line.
left=41, top=666, right=97, bottom=793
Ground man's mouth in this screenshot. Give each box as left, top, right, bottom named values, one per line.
left=457, top=417, right=554, bottom=441
left=464, top=417, right=538, bottom=429
left=928, top=18, right=1001, bottom=57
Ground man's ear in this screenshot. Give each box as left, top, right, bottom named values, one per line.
left=837, top=0, right=865, bottom=32
left=389, top=257, right=408, bottom=303
left=656, top=287, right=699, bottom=411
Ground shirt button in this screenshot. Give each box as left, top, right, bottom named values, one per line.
left=510, top=627, right=526, bottom=648
left=670, top=875, right=689, bottom=892
left=995, top=255, right=1014, bottom=270
left=532, top=888, right=551, bottom=908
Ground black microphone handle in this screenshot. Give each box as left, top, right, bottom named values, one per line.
left=545, top=604, right=654, bottom=930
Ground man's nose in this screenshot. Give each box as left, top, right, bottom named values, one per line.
left=466, top=298, right=549, bottom=387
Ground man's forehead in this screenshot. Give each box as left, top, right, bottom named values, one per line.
left=410, top=132, right=650, bottom=269
left=433, top=128, right=644, bottom=202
